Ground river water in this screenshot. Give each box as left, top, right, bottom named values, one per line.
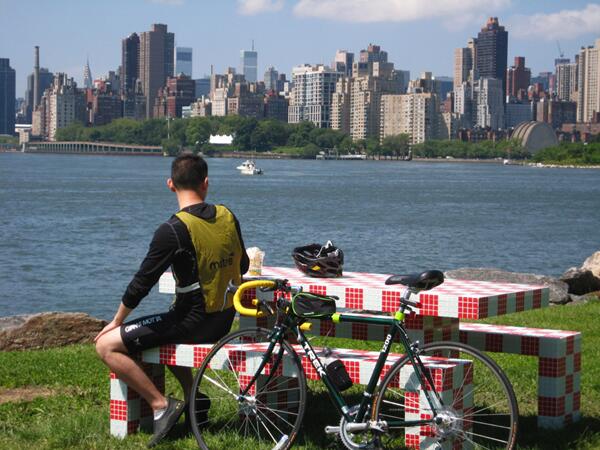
left=1, top=152, right=599, bottom=320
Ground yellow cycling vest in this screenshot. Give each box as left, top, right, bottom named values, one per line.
left=175, top=205, right=242, bottom=313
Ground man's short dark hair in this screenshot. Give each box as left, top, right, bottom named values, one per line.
left=171, top=154, right=208, bottom=191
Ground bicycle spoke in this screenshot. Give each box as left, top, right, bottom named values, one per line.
left=255, top=410, right=278, bottom=444
left=202, top=372, right=238, bottom=398
left=454, top=416, right=513, bottom=430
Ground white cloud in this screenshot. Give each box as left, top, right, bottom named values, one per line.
left=510, top=4, right=600, bottom=40
left=238, top=0, right=284, bottom=15
left=292, top=0, right=510, bottom=23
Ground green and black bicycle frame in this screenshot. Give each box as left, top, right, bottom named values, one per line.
left=238, top=303, right=445, bottom=430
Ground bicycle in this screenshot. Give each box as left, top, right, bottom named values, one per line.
left=189, top=270, right=518, bottom=449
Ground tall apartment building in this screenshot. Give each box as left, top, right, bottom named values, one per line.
left=506, top=56, right=531, bottom=99
left=46, top=73, right=86, bottom=141
left=475, top=17, right=508, bottom=98
left=227, top=82, right=263, bottom=118
left=333, top=50, right=354, bottom=77
left=0, top=58, right=16, bottom=135
left=453, top=39, right=475, bottom=90
left=555, top=61, right=578, bottom=102
left=474, top=78, right=504, bottom=129
left=175, top=47, right=192, bottom=77
left=154, top=74, right=195, bottom=118
left=330, top=44, right=402, bottom=140
left=240, top=46, right=258, bottom=83
left=380, top=93, right=440, bottom=145
left=577, top=39, right=600, bottom=123
left=454, top=81, right=474, bottom=125
left=139, top=24, right=174, bottom=118
left=331, top=77, right=351, bottom=133
left=288, top=64, right=340, bottom=128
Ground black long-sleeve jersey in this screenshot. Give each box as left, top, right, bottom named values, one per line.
left=122, top=202, right=249, bottom=311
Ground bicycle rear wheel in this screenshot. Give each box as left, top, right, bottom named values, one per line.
left=190, top=327, right=307, bottom=450
left=374, top=341, right=518, bottom=449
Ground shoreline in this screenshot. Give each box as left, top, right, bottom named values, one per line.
left=5, top=148, right=600, bottom=169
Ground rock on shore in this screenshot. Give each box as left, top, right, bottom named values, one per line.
left=0, top=312, right=107, bottom=351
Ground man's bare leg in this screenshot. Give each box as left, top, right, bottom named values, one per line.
left=96, top=327, right=167, bottom=411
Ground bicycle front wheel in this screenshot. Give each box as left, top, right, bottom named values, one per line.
left=374, top=341, right=518, bottom=450
left=190, top=327, right=307, bottom=450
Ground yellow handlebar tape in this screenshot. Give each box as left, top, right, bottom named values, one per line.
left=233, top=279, right=277, bottom=317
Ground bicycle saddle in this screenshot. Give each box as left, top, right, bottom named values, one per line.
left=385, top=270, right=444, bottom=291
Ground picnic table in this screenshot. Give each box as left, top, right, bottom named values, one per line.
left=109, top=265, right=579, bottom=440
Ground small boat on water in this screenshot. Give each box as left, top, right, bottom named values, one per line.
left=237, top=159, right=263, bottom=175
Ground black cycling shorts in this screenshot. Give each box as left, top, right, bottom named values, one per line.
left=120, top=307, right=235, bottom=354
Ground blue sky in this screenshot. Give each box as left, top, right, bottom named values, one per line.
left=1, top=0, right=599, bottom=97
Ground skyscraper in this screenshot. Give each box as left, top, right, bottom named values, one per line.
left=577, top=39, right=600, bottom=123
left=453, top=39, right=475, bottom=90
left=288, top=64, right=340, bottom=128
left=381, top=93, right=441, bottom=145
left=475, top=17, right=508, bottom=98
left=333, top=50, right=354, bottom=77
left=240, top=42, right=257, bottom=83
left=46, top=73, right=86, bottom=141
left=175, top=47, right=192, bottom=77
left=555, top=61, right=578, bottom=102
left=506, top=56, right=531, bottom=99
left=121, top=33, right=140, bottom=98
left=139, top=24, right=175, bottom=118
left=474, top=78, right=504, bottom=129
left=264, top=66, right=278, bottom=91
left=0, top=58, right=16, bottom=135
left=83, top=59, right=93, bottom=89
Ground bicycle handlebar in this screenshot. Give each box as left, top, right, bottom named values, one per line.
left=233, top=279, right=278, bottom=317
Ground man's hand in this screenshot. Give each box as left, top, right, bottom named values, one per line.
left=94, top=320, right=121, bottom=342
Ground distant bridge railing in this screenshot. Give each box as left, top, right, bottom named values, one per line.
left=23, top=141, right=163, bottom=156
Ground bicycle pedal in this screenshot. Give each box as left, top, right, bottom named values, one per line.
left=324, top=425, right=340, bottom=434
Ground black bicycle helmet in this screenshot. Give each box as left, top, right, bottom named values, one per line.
left=292, top=241, right=344, bottom=278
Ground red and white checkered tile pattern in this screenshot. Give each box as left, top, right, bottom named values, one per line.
left=396, top=358, right=473, bottom=450
left=459, top=322, right=581, bottom=429
left=110, top=362, right=164, bottom=438
left=158, top=266, right=549, bottom=319
left=110, top=343, right=472, bottom=449
left=239, top=313, right=460, bottom=346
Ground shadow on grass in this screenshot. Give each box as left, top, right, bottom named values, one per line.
left=517, top=415, right=600, bottom=450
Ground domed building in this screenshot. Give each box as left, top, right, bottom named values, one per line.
left=511, top=121, right=558, bottom=153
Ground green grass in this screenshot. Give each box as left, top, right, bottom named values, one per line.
left=1, top=298, right=599, bottom=449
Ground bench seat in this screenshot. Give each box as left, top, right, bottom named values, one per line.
left=459, top=322, right=581, bottom=429
left=110, top=343, right=473, bottom=450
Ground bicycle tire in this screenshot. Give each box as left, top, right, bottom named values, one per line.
left=373, top=341, right=518, bottom=450
left=190, top=327, right=307, bottom=450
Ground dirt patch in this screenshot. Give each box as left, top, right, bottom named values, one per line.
left=0, top=386, right=58, bottom=404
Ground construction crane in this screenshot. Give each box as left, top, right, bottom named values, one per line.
left=556, top=40, right=564, bottom=59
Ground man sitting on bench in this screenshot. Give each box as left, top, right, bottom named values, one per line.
left=95, top=154, right=249, bottom=447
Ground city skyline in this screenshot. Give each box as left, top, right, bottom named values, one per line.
left=1, top=0, right=599, bottom=96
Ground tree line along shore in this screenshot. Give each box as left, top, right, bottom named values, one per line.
left=39, top=115, right=598, bottom=165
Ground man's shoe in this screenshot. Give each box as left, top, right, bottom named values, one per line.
left=147, top=397, right=185, bottom=448
left=185, top=392, right=211, bottom=432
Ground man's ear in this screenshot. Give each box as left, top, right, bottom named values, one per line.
left=167, top=178, right=177, bottom=192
